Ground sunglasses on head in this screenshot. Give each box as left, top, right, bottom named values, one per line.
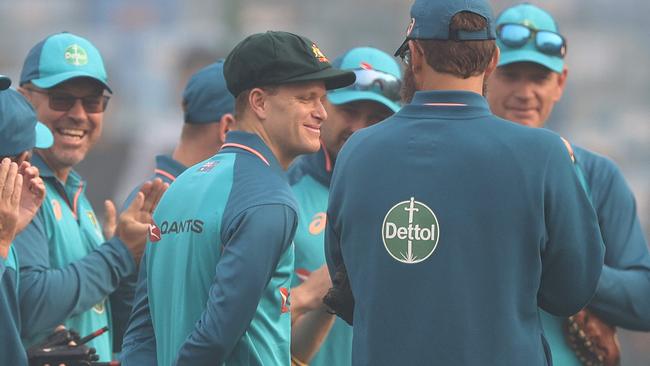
left=497, top=23, right=567, bottom=58
left=26, top=88, right=110, bottom=113
left=342, top=68, right=402, bottom=103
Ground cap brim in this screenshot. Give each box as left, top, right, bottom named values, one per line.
left=31, top=71, right=112, bottom=93
left=283, top=67, right=356, bottom=91
left=328, top=90, right=401, bottom=113
left=34, top=122, right=54, bottom=149
left=498, top=49, right=564, bottom=73
left=0, top=75, right=11, bottom=90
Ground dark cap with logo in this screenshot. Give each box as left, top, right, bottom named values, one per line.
left=224, top=31, right=356, bottom=97
left=395, top=0, right=496, bottom=56
left=0, top=88, right=54, bottom=157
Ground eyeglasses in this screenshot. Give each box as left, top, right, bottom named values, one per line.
left=26, top=88, right=110, bottom=113
left=497, top=23, right=567, bottom=58
left=342, top=68, right=402, bottom=102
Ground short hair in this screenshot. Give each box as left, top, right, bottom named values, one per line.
left=234, top=86, right=278, bottom=119
left=418, top=11, right=497, bottom=79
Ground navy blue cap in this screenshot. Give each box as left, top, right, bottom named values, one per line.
left=182, top=60, right=235, bottom=124
left=0, top=75, right=10, bottom=90
left=0, top=89, right=54, bottom=157
left=395, top=0, right=496, bottom=56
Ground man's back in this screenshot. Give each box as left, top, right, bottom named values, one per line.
left=325, top=91, right=605, bottom=365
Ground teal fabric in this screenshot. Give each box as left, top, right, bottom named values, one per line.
left=14, top=153, right=138, bottom=362
left=1, top=246, right=27, bottom=365
left=122, top=131, right=298, bottom=365
left=288, top=148, right=353, bottom=366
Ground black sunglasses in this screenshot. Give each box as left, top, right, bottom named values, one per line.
left=26, top=88, right=110, bottom=113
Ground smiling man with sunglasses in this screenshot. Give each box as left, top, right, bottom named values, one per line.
left=14, top=32, right=167, bottom=362
left=487, top=4, right=650, bottom=366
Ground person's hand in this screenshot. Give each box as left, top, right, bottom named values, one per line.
left=115, top=178, right=167, bottom=264
left=16, top=161, right=46, bottom=233
left=0, top=158, right=22, bottom=259
left=291, top=265, right=332, bottom=324
left=102, top=199, right=117, bottom=239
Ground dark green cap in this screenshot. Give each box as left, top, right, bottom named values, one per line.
left=224, top=31, right=356, bottom=97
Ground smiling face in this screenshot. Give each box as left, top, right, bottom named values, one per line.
left=322, top=99, right=392, bottom=159
left=262, top=81, right=328, bottom=166
left=22, top=78, right=106, bottom=177
left=486, top=62, right=567, bottom=128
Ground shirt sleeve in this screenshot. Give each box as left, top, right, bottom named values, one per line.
left=119, top=252, right=157, bottom=365
left=13, top=211, right=137, bottom=338
left=538, top=138, right=605, bottom=317
left=174, top=204, right=297, bottom=365
left=586, top=162, right=650, bottom=330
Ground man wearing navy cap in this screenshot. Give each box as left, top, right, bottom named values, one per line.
left=120, top=60, right=234, bottom=363
left=487, top=4, right=650, bottom=365
left=0, top=76, right=51, bottom=366
left=288, top=46, right=401, bottom=366
left=324, top=0, right=606, bottom=364
left=14, top=32, right=166, bottom=361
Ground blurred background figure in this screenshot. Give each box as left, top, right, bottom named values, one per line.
left=1, top=0, right=648, bottom=362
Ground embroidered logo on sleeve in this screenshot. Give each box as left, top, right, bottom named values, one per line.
left=382, top=197, right=440, bottom=264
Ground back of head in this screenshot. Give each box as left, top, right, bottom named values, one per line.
left=20, top=32, right=111, bottom=92
left=395, top=0, right=497, bottom=78
left=182, top=60, right=234, bottom=124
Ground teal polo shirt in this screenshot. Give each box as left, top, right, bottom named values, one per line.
left=13, top=153, right=137, bottom=361
left=1, top=246, right=26, bottom=365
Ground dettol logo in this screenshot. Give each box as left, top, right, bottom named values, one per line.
left=382, top=197, right=439, bottom=264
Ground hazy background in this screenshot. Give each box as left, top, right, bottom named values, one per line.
left=1, top=0, right=648, bottom=363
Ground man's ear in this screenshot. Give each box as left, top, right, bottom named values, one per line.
left=554, top=66, right=569, bottom=102
left=218, top=113, right=235, bottom=143
left=408, top=40, right=424, bottom=74
left=248, top=88, right=269, bottom=120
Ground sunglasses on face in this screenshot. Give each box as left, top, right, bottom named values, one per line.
left=343, top=68, right=402, bottom=102
left=497, top=23, right=567, bottom=58
left=26, top=88, right=110, bottom=113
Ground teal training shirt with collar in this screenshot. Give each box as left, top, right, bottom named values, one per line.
left=121, top=131, right=297, bottom=366
left=325, top=90, right=605, bottom=366
left=288, top=145, right=353, bottom=366
left=13, top=153, right=137, bottom=361
left=1, top=246, right=27, bottom=365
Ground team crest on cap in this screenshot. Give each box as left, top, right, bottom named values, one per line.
left=382, top=197, right=440, bottom=264
left=406, top=17, right=416, bottom=37
left=64, top=44, right=89, bottom=66
left=312, top=43, right=329, bottom=63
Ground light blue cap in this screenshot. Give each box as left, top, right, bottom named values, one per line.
left=496, top=4, right=565, bottom=73
left=328, top=47, right=402, bottom=113
left=0, top=89, right=54, bottom=156
left=20, top=32, right=111, bottom=92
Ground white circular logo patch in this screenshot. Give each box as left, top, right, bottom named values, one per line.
left=382, top=197, right=439, bottom=264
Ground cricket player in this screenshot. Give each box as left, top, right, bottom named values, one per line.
left=324, top=0, right=606, bottom=364
left=14, top=32, right=167, bottom=361
left=0, top=77, right=51, bottom=366
left=120, top=31, right=355, bottom=366
left=289, top=46, right=401, bottom=365
left=486, top=4, right=650, bottom=364
left=120, top=60, right=233, bottom=363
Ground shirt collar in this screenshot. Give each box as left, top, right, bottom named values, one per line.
left=221, top=131, right=285, bottom=174
left=154, top=155, right=186, bottom=180
left=32, top=152, right=83, bottom=187
left=399, top=90, right=492, bottom=119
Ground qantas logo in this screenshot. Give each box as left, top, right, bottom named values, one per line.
left=149, top=224, right=161, bottom=242
left=280, top=287, right=290, bottom=313
left=158, top=219, right=204, bottom=235
left=295, top=268, right=311, bottom=282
